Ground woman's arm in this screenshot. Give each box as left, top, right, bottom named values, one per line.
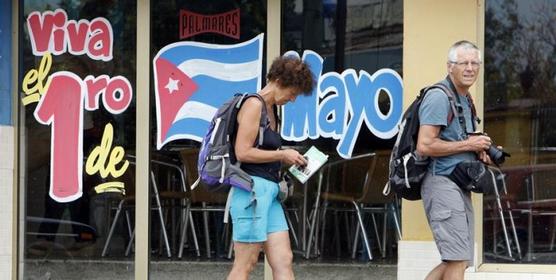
left=234, top=98, right=306, bottom=166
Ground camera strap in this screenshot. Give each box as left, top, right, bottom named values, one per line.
left=445, top=78, right=477, bottom=139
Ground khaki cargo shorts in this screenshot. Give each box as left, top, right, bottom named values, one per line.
left=422, top=173, right=474, bottom=265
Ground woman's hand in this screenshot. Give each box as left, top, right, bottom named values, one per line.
left=281, top=149, right=308, bottom=166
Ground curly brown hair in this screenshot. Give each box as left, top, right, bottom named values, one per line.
left=266, top=56, right=315, bottom=96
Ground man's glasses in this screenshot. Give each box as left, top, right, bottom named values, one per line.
left=450, top=60, right=481, bottom=69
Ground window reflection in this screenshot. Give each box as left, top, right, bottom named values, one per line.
left=281, top=0, right=402, bottom=262
left=282, top=0, right=402, bottom=153
left=484, top=0, right=556, bottom=264
left=149, top=0, right=268, bottom=262
left=21, top=0, right=137, bottom=277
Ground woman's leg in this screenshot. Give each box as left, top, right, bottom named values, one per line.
left=228, top=177, right=287, bottom=279
left=227, top=242, right=263, bottom=280
left=264, top=231, right=294, bottom=280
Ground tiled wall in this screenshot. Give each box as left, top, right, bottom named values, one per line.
left=0, top=1, right=12, bottom=126
left=398, top=240, right=554, bottom=280
left=0, top=125, right=14, bottom=279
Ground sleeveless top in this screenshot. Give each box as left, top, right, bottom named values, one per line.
left=240, top=99, right=282, bottom=183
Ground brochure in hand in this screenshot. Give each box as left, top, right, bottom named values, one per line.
left=288, top=146, right=329, bottom=184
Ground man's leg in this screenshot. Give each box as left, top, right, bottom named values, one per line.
left=227, top=242, right=263, bottom=280
left=443, top=260, right=467, bottom=280
left=422, top=175, right=473, bottom=280
left=424, top=262, right=447, bottom=280
left=264, top=231, right=294, bottom=280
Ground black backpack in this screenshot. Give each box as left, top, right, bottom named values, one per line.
left=384, top=82, right=476, bottom=200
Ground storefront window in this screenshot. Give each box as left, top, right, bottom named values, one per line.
left=149, top=0, right=267, bottom=262
left=281, top=0, right=403, bottom=262
left=282, top=0, right=402, bottom=152
left=484, top=0, right=556, bottom=264
left=20, top=1, right=136, bottom=277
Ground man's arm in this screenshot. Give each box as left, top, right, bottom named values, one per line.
left=416, top=124, right=492, bottom=157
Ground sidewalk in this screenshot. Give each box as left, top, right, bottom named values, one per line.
left=25, top=260, right=397, bottom=279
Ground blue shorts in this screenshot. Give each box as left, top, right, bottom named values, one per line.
left=230, top=176, right=288, bottom=242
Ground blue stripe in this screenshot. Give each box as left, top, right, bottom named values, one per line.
left=166, top=118, right=211, bottom=140
left=188, top=76, right=259, bottom=108
left=159, top=38, right=261, bottom=65
left=166, top=76, right=260, bottom=140
left=0, top=0, right=11, bottom=125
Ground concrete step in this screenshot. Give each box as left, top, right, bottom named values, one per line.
left=25, top=260, right=397, bottom=279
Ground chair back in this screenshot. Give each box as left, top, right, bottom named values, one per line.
left=179, top=148, right=228, bottom=204
left=111, top=156, right=138, bottom=198
left=527, top=164, right=556, bottom=201
left=319, top=152, right=375, bottom=196
left=121, top=160, right=137, bottom=197
left=356, top=150, right=395, bottom=204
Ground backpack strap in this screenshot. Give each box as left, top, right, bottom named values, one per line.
left=443, top=78, right=479, bottom=131
left=425, top=82, right=478, bottom=138
left=223, top=187, right=234, bottom=223
left=236, top=93, right=269, bottom=147
left=466, top=93, right=481, bottom=128
left=426, top=83, right=460, bottom=125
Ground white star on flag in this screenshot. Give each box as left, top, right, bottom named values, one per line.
left=165, top=77, right=179, bottom=94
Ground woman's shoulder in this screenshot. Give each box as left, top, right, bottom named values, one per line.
left=237, top=95, right=264, bottom=121
left=241, top=95, right=264, bottom=111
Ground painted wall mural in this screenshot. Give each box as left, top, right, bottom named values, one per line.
left=154, top=35, right=403, bottom=159
left=179, top=8, right=240, bottom=40
left=153, top=34, right=264, bottom=149
left=22, top=8, right=403, bottom=202
left=282, top=51, right=403, bottom=158
left=22, top=9, right=131, bottom=203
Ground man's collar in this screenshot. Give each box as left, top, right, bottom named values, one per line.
left=445, top=75, right=469, bottom=96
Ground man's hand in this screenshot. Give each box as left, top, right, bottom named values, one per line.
left=466, top=134, right=492, bottom=152
left=477, top=150, right=493, bottom=165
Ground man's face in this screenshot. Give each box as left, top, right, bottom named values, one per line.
left=448, top=48, right=481, bottom=90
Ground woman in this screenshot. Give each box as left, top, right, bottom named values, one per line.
left=228, top=56, right=315, bottom=280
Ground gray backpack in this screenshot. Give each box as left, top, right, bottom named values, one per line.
left=197, top=93, right=268, bottom=193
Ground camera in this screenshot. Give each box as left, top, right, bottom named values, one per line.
left=469, top=132, right=510, bottom=165
left=487, top=145, right=510, bottom=165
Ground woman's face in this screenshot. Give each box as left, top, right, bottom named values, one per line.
left=275, top=85, right=300, bottom=105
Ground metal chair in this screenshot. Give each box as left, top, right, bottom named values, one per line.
left=309, top=150, right=401, bottom=260
left=306, top=152, right=376, bottom=259
left=506, top=163, right=556, bottom=261
left=177, top=149, right=231, bottom=259
left=101, top=156, right=200, bottom=258
left=351, top=150, right=401, bottom=259
left=483, top=166, right=522, bottom=261
left=282, top=181, right=303, bottom=250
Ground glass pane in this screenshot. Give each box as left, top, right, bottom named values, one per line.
left=149, top=0, right=267, bottom=267
left=282, top=0, right=403, bottom=153
left=484, top=0, right=556, bottom=264
left=281, top=0, right=403, bottom=262
left=20, top=1, right=136, bottom=277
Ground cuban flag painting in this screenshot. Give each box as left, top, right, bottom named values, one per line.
left=153, top=34, right=264, bottom=150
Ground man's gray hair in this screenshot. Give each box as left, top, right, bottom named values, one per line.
left=447, top=40, right=481, bottom=62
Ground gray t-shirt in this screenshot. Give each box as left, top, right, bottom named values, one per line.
left=418, top=86, right=477, bottom=175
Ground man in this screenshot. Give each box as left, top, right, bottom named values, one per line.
left=416, top=40, right=493, bottom=280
